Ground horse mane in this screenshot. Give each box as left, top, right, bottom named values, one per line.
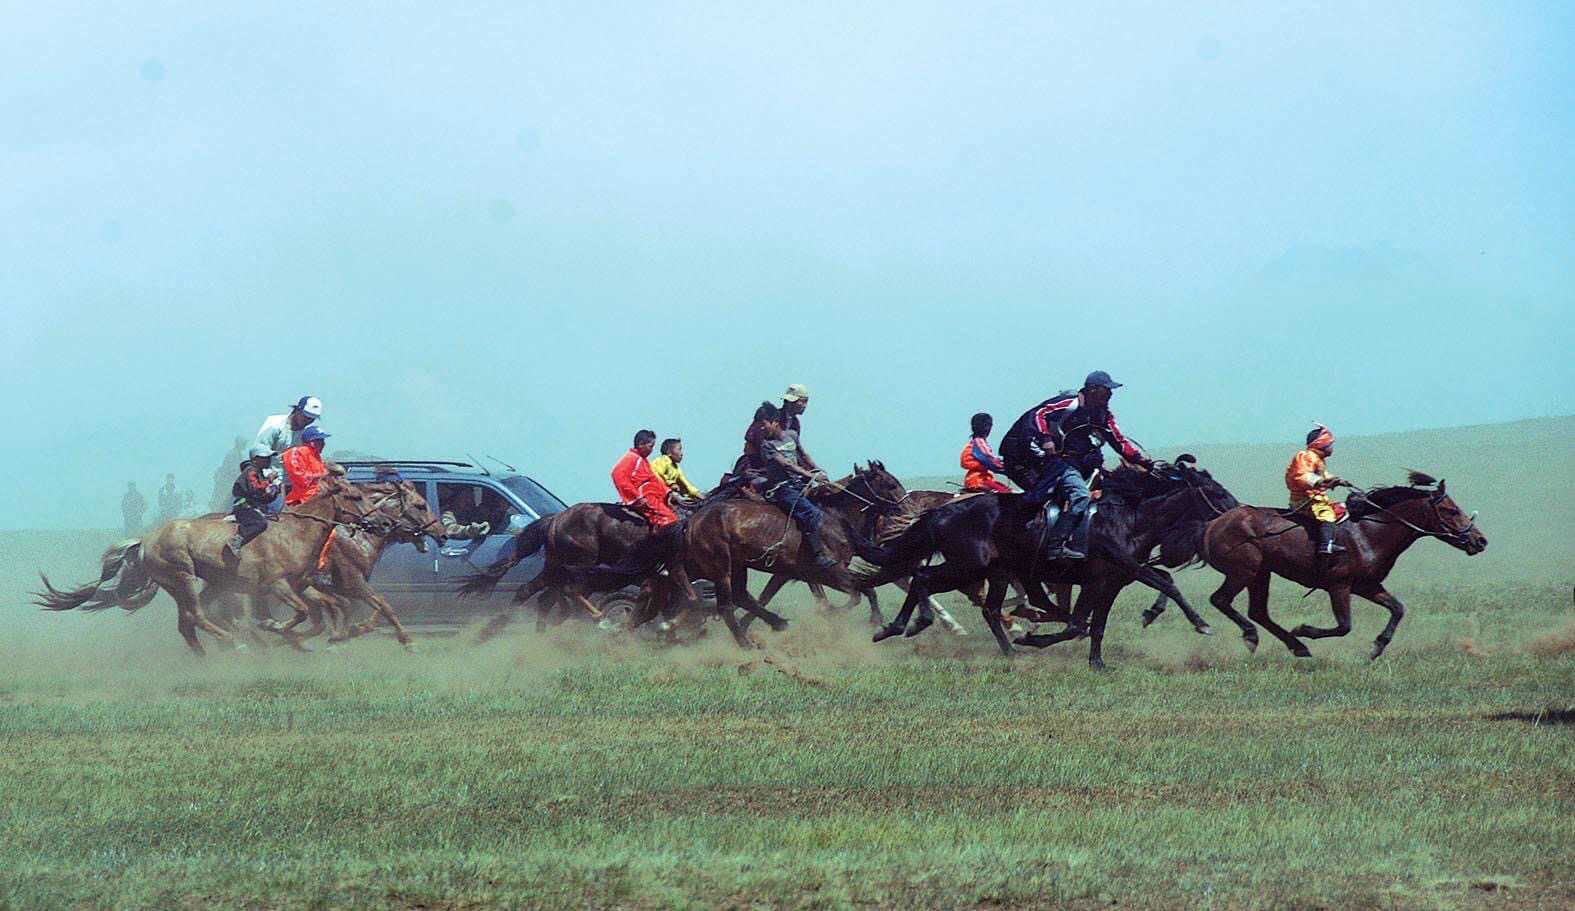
left=1348, top=484, right=1431, bottom=520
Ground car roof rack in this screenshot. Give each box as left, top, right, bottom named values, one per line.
left=338, top=460, right=480, bottom=472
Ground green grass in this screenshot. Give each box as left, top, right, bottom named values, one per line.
left=2, top=577, right=1571, bottom=910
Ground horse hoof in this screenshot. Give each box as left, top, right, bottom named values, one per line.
left=872, top=625, right=904, bottom=643
left=1290, top=624, right=1313, bottom=638
left=1244, top=635, right=1259, bottom=654
left=1291, top=645, right=1313, bottom=658
left=1089, top=657, right=1107, bottom=672
left=948, top=624, right=970, bottom=637
left=1193, top=624, right=1214, bottom=636
left=1140, top=611, right=1161, bottom=628
left=904, top=616, right=934, bottom=638
left=767, top=618, right=790, bottom=633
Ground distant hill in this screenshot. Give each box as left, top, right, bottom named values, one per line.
left=905, top=415, right=1574, bottom=584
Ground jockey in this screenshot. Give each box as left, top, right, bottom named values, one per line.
left=756, top=402, right=839, bottom=569
left=611, top=430, right=678, bottom=528
left=226, top=445, right=281, bottom=557
left=733, top=383, right=812, bottom=479
left=255, top=395, right=322, bottom=512
left=960, top=412, right=1011, bottom=493
left=281, top=426, right=332, bottom=507
left=1287, top=423, right=1347, bottom=565
left=650, top=438, right=704, bottom=503
left=999, top=370, right=1152, bottom=560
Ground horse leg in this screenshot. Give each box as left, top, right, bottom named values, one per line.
left=1139, top=590, right=1171, bottom=628
left=170, top=578, right=205, bottom=656
left=1083, top=586, right=1119, bottom=670
left=1245, top=573, right=1310, bottom=658
left=732, top=566, right=790, bottom=632
left=262, top=581, right=318, bottom=652
left=807, top=581, right=836, bottom=612
left=873, top=568, right=933, bottom=642
left=1355, top=585, right=1406, bottom=660
left=979, top=571, right=1016, bottom=656
left=1208, top=577, right=1259, bottom=652
left=757, top=573, right=792, bottom=610
left=343, top=579, right=414, bottom=649
left=1014, top=584, right=1091, bottom=649
left=861, top=587, right=883, bottom=628
left=1291, top=586, right=1354, bottom=642
left=1131, top=565, right=1212, bottom=635
left=903, top=561, right=984, bottom=638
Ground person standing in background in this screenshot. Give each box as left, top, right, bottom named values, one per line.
left=121, top=482, right=146, bottom=537
left=158, top=474, right=182, bottom=521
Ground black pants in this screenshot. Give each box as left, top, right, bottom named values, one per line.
left=233, top=506, right=269, bottom=546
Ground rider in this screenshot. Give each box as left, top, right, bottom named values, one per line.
left=255, top=396, right=322, bottom=512
left=611, top=430, right=679, bottom=528
left=650, top=438, right=704, bottom=503
left=960, top=412, right=1011, bottom=493
left=227, top=445, right=281, bottom=557
left=999, top=370, right=1152, bottom=560
left=281, top=426, right=332, bottom=507
left=734, top=384, right=811, bottom=477
left=1286, top=423, right=1347, bottom=570
left=756, top=402, right=839, bottom=569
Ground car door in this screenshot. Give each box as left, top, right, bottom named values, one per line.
left=431, top=479, right=539, bottom=619
left=358, top=476, right=438, bottom=617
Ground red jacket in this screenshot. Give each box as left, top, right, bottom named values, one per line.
left=611, top=448, right=678, bottom=526
left=282, top=445, right=328, bottom=506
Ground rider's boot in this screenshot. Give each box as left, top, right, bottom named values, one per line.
left=1044, top=503, right=1086, bottom=561
left=803, top=526, right=839, bottom=570
left=1313, top=522, right=1344, bottom=579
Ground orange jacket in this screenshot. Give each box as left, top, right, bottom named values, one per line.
left=960, top=437, right=1007, bottom=491
left=282, top=445, right=328, bottom=506
left=1285, top=448, right=1329, bottom=500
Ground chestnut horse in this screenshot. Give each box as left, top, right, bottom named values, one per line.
left=1197, top=472, right=1486, bottom=660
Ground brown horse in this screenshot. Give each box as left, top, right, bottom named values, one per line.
left=35, top=477, right=443, bottom=654
left=569, top=463, right=908, bottom=647
left=1198, top=472, right=1486, bottom=660
left=458, top=501, right=680, bottom=639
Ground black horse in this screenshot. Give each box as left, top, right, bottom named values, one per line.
left=860, top=457, right=1239, bottom=666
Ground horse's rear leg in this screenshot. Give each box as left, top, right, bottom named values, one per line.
left=1208, top=577, right=1259, bottom=652
left=1082, top=585, right=1120, bottom=670
left=1131, top=565, right=1212, bottom=635
left=912, top=577, right=965, bottom=635
left=757, top=573, right=792, bottom=610
left=1246, top=574, right=1310, bottom=658
left=873, top=570, right=933, bottom=642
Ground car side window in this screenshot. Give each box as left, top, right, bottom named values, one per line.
left=435, top=481, right=519, bottom=532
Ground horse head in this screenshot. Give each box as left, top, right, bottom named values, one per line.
left=1423, top=479, right=1487, bottom=555
left=851, top=460, right=908, bottom=514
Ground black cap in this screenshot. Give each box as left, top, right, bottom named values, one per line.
left=1083, top=370, right=1123, bottom=390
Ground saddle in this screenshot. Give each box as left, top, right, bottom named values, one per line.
left=1273, top=501, right=1348, bottom=526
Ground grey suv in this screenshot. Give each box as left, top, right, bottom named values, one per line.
left=340, top=460, right=572, bottom=629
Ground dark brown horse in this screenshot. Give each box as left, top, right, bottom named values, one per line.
left=458, top=502, right=678, bottom=638
left=566, top=463, right=908, bottom=647
left=1197, top=472, right=1486, bottom=660
left=753, top=488, right=1053, bottom=635
left=35, top=477, right=443, bottom=654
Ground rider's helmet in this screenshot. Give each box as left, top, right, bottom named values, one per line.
left=293, top=396, right=323, bottom=419
left=301, top=426, right=331, bottom=445
left=248, top=444, right=274, bottom=462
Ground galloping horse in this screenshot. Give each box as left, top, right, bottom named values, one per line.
left=35, top=477, right=443, bottom=654
left=562, top=462, right=907, bottom=648
left=860, top=459, right=1232, bottom=664
left=1197, top=471, right=1486, bottom=659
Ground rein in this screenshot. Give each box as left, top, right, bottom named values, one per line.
left=1345, top=487, right=1479, bottom=547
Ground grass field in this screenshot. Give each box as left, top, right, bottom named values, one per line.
left=3, top=419, right=1571, bottom=909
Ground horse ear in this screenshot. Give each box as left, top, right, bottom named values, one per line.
left=1437, top=479, right=1446, bottom=493
left=853, top=463, right=862, bottom=476
left=874, top=460, right=884, bottom=471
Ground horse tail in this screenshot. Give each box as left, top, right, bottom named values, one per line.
left=458, top=517, right=550, bottom=598
left=34, top=541, right=158, bottom=614
left=558, top=522, right=684, bottom=589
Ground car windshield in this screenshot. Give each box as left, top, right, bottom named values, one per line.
left=503, top=476, right=568, bottom=517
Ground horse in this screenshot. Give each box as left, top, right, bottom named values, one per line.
left=1196, top=471, right=1486, bottom=660
left=561, top=463, right=908, bottom=648
left=752, top=487, right=1051, bottom=636
left=457, top=500, right=696, bottom=639
left=34, top=477, right=444, bottom=654
left=858, top=459, right=1233, bottom=664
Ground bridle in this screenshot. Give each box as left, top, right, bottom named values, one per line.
left=1347, top=487, right=1480, bottom=549
left=295, top=483, right=444, bottom=541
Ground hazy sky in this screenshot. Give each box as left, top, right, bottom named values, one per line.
left=3, top=1, right=1571, bottom=528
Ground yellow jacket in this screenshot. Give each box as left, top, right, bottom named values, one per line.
left=649, top=454, right=703, bottom=499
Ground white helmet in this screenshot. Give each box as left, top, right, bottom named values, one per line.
left=294, top=395, right=323, bottom=419
left=248, top=444, right=274, bottom=461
